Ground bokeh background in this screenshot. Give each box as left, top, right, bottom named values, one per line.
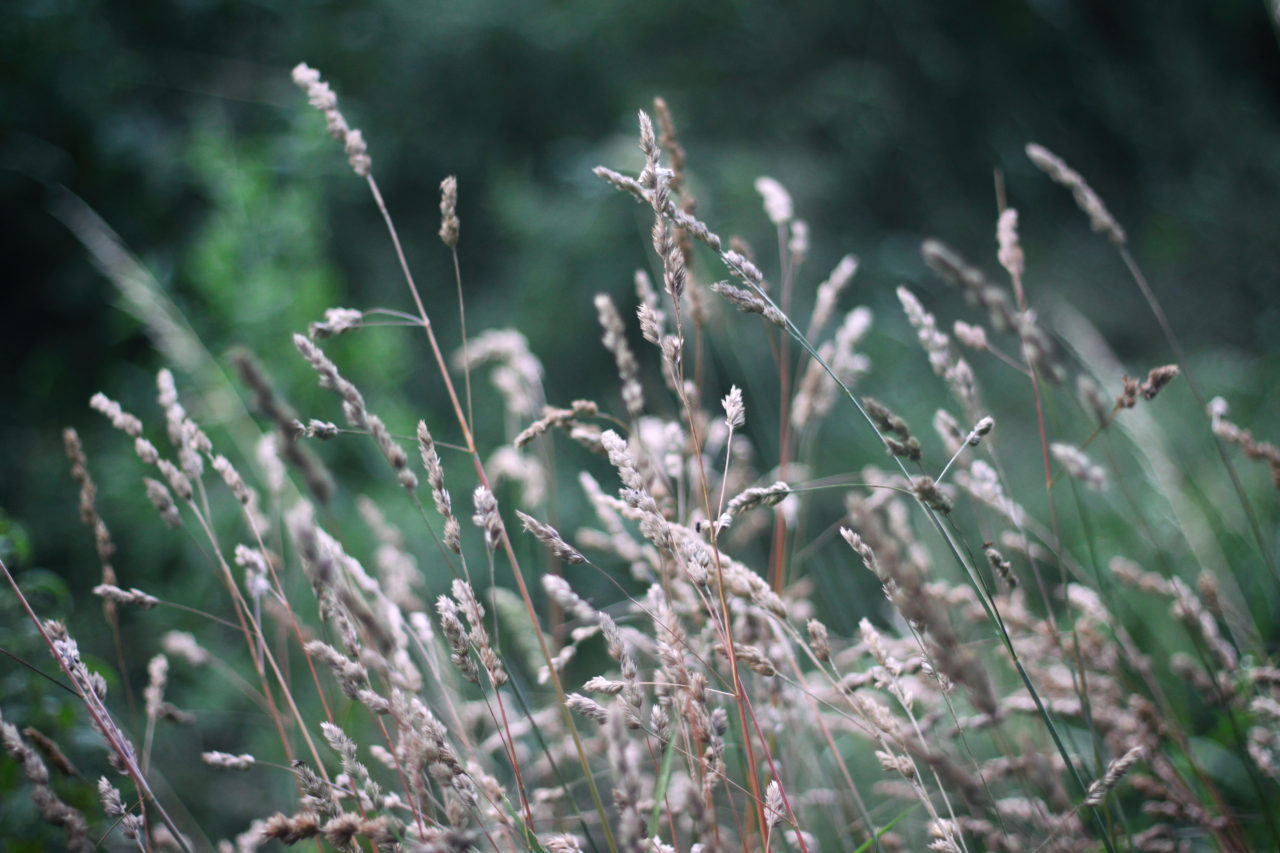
left=4, top=0, right=1280, bottom=844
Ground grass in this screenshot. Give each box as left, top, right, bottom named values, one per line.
left=3, top=62, right=1279, bottom=853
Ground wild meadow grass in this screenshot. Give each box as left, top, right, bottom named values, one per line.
left=3, top=63, right=1279, bottom=852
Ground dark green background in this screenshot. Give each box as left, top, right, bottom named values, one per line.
left=6, top=1, right=1280, bottom=574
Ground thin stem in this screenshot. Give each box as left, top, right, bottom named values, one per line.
left=1117, top=247, right=1276, bottom=581
left=0, top=645, right=81, bottom=697
left=2, top=556, right=193, bottom=853
left=613, top=179, right=1121, bottom=850
left=716, top=425, right=735, bottom=520
left=772, top=222, right=795, bottom=597
left=363, top=171, right=619, bottom=853
left=451, top=246, right=475, bottom=436
left=364, top=175, right=476, bottom=455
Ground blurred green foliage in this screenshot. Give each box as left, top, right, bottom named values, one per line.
left=6, top=0, right=1280, bottom=579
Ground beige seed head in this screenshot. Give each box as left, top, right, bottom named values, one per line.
left=789, top=219, right=809, bottom=263
left=439, top=175, right=460, bottom=247
left=471, top=485, right=504, bottom=552
left=201, top=751, right=256, bottom=770
left=143, top=478, right=182, bottom=528
left=1026, top=142, right=1126, bottom=246
left=953, top=320, right=988, bottom=351
left=1050, top=442, right=1107, bottom=491
left=92, top=584, right=159, bottom=609
left=90, top=392, right=143, bottom=438
left=722, top=385, right=745, bottom=430
left=996, top=208, right=1024, bottom=280
left=515, top=510, right=586, bottom=565
left=764, top=779, right=786, bottom=828
left=966, top=416, right=995, bottom=446
left=807, top=619, right=831, bottom=662
left=754, top=176, right=793, bottom=225
left=308, top=307, right=363, bottom=340
left=292, top=62, right=371, bottom=177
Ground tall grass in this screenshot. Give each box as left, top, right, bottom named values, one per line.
left=3, top=63, right=1279, bottom=853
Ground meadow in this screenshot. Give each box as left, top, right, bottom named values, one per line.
left=3, top=62, right=1279, bottom=852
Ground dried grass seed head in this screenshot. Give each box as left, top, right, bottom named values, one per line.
left=516, top=510, right=586, bottom=564
left=156, top=458, right=193, bottom=501
left=953, top=320, right=988, bottom=351
left=652, top=96, right=686, bottom=184
left=306, top=419, right=339, bottom=439
left=162, top=631, right=209, bottom=666
left=754, top=176, right=793, bottom=225
left=92, top=584, right=159, bottom=609
left=725, top=481, right=790, bottom=516
left=90, top=392, right=143, bottom=438
left=722, top=385, right=745, bottom=429
left=1140, top=364, right=1179, bottom=400
left=595, top=293, right=643, bottom=418
left=1207, top=396, right=1280, bottom=488
left=807, top=619, right=831, bottom=662
left=144, top=477, right=182, bottom=528
left=63, top=428, right=108, bottom=553
left=897, top=286, right=952, bottom=377
left=454, top=328, right=545, bottom=418
left=967, top=416, right=995, bottom=446
left=1025, top=142, right=1125, bottom=246
left=637, top=303, right=663, bottom=345
left=637, top=109, right=659, bottom=173
left=2, top=713, right=93, bottom=850
left=439, top=175, right=460, bottom=246
left=1050, top=442, right=1107, bottom=491
left=710, top=279, right=785, bottom=327
left=294, top=334, right=368, bottom=426
left=789, top=218, right=809, bottom=264
left=1084, top=746, right=1146, bottom=806
left=292, top=62, right=371, bottom=176
left=261, top=811, right=321, bottom=845
left=764, top=779, right=786, bottom=829
left=912, top=475, right=953, bottom=513
left=234, top=544, right=272, bottom=600
left=996, top=207, right=1024, bottom=280
left=471, top=485, right=504, bottom=551
left=202, top=751, right=256, bottom=770
left=305, top=640, right=368, bottom=698
left=809, top=253, right=859, bottom=333
left=416, top=420, right=456, bottom=525
left=984, top=544, right=1016, bottom=588
left=841, top=527, right=880, bottom=577
left=309, top=308, right=363, bottom=340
